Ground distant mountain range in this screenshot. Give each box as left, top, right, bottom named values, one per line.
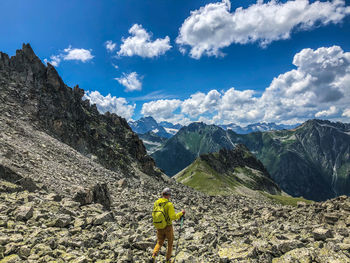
left=128, top=116, right=182, bottom=138
left=151, top=120, right=350, bottom=201
left=219, top=122, right=299, bottom=134
left=129, top=117, right=299, bottom=139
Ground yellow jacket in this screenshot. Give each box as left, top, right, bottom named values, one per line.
left=153, top=198, right=183, bottom=226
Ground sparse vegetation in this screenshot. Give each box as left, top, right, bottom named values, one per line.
left=261, top=192, right=313, bottom=207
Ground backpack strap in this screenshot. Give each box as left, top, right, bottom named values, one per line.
left=161, top=201, right=170, bottom=224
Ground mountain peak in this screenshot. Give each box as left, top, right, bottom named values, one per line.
left=1, top=44, right=158, bottom=177
left=21, top=43, right=36, bottom=58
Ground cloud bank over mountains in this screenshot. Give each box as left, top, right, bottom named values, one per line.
left=176, top=0, right=350, bottom=58
left=86, top=46, right=350, bottom=125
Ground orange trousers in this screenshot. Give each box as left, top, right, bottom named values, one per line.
left=152, top=225, right=174, bottom=260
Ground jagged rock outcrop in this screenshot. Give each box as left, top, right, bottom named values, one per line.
left=0, top=44, right=157, bottom=177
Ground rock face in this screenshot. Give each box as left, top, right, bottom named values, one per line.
left=0, top=44, right=157, bottom=177
left=1, top=44, right=350, bottom=262
left=152, top=120, right=350, bottom=201
left=175, top=145, right=281, bottom=196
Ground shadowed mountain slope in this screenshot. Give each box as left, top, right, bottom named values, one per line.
left=175, top=145, right=281, bottom=197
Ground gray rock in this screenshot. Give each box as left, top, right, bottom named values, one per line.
left=46, top=193, right=62, bottom=202
left=272, top=239, right=303, bottom=254
left=15, top=204, right=33, bottom=221
left=118, top=178, right=127, bottom=188
left=54, top=214, right=72, bottom=228
left=73, top=187, right=93, bottom=206
left=0, top=254, right=22, bottom=262
left=93, top=212, right=114, bottom=225
left=313, top=228, right=334, bottom=241
left=18, top=246, right=31, bottom=258
left=323, top=213, right=338, bottom=225
left=92, top=183, right=111, bottom=210
left=133, top=241, right=154, bottom=251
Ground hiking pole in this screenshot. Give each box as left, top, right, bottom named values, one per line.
left=173, top=216, right=184, bottom=263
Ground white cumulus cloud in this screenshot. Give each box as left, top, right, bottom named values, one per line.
left=118, top=24, right=172, bottom=58
left=44, top=55, right=61, bottom=67
left=141, top=99, right=182, bottom=120
left=115, top=72, right=142, bottom=92
left=176, top=0, right=350, bottom=59
left=63, top=46, right=94, bottom=62
left=44, top=46, right=94, bottom=67
left=260, top=46, right=350, bottom=123
left=105, top=40, right=117, bottom=52
left=83, top=91, right=135, bottom=120
left=181, top=90, right=221, bottom=117
left=342, top=108, right=350, bottom=118
left=140, top=46, right=350, bottom=125
left=315, top=106, right=338, bottom=117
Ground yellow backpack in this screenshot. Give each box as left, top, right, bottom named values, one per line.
left=152, top=201, right=169, bottom=229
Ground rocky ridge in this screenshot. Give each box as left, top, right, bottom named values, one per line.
left=175, top=145, right=281, bottom=196
left=0, top=45, right=349, bottom=262
left=0, top=44, right=157, bottom=176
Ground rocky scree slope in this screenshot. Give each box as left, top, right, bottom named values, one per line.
left=0, top=45, right=350, bottom=262
left=175, top=145, right=281, bottom=196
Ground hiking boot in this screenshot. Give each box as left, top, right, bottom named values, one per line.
left=149, top=256, right=156, bottom=263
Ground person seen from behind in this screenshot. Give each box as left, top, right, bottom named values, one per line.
left=150, top=188, right=185, bottom=263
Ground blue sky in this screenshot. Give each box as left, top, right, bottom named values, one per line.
left=1, top=0, right=350, bottom=125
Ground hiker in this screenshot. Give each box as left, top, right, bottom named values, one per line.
left=151, top=188, right=185, bottom=263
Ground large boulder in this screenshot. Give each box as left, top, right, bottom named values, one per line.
left=92, top=183, right=111, bottom=210
left=15, top=204, right=34, bottom=221
left=312, top=228, right=333, bottom=241
left=93, top=212, right=114, bottom=225
left=73, top=183, right=111, bottom=210
left=73, top=187, right=93, bottom=206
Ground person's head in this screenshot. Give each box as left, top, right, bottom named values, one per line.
left=162, top=188, right=172, bottom=199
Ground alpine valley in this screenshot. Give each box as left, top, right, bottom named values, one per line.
left=1, top=45, right=350, bottom=263
left=151, top=121, right=350, bottom=201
